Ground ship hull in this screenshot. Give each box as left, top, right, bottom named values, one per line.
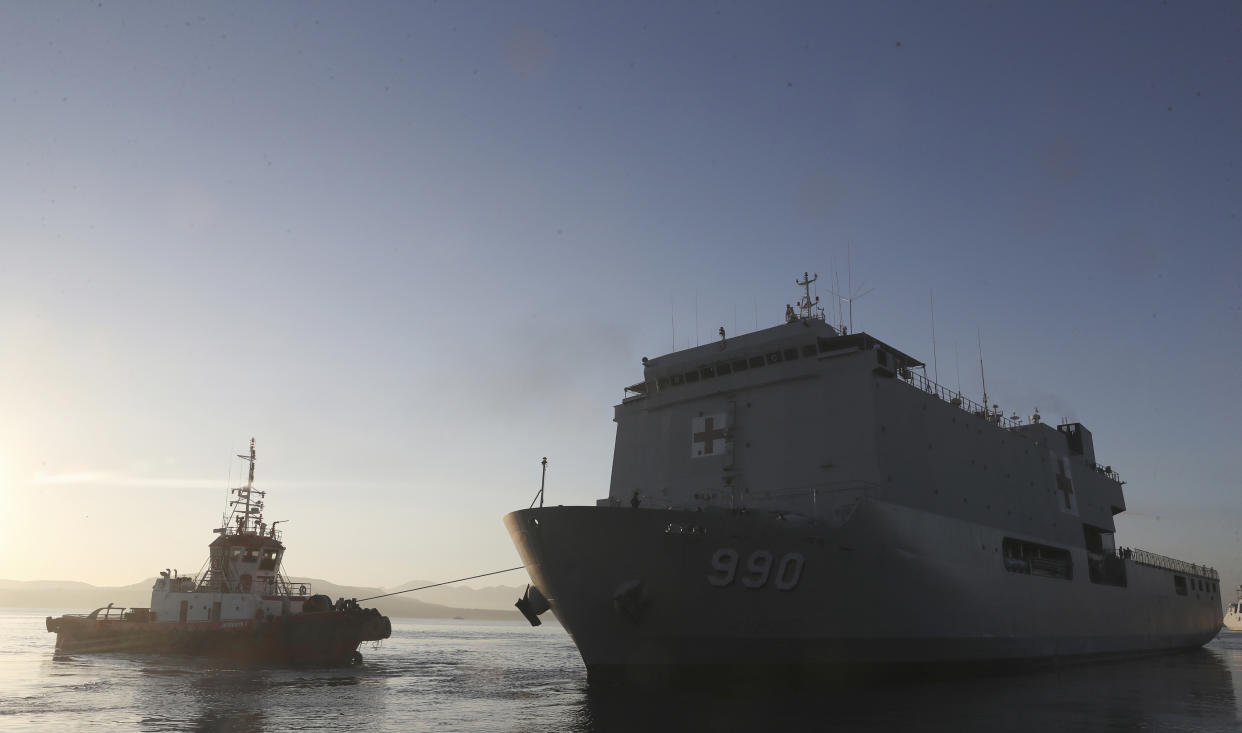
left=45, top=611, right=391, bottom=666
left=505, top=502, right=1222, bottom=682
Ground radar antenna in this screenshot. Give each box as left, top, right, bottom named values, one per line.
left=977, top=327, right=989, bottom=419
left=826, top=245, right=873, bottom=333
left=795, top=272, right=826, bottom=321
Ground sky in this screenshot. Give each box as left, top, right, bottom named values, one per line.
left=1, top=1, right=1239, bottom=594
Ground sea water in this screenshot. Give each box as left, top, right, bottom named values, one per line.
left=4, top=608, right=1242, bottom=732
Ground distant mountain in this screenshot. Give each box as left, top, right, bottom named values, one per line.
left=0, top=578, right=524, bottom=621
left=0, top=579, right=101, bottom=590
left=0, top=579, right=154, bottom=609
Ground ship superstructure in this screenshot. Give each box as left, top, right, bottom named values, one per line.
left=505, top=274, right=1222, bottom=682
left=156, top=438, right=306, bottom=624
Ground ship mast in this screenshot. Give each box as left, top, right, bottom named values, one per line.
left=795, top=271, right=825, bottom=321
left=229, top=437, right=265, bottom=535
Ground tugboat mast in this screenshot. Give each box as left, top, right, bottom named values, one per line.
left=230, top=438, right=265, bottom=535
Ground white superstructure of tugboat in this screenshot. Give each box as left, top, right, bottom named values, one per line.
left=505, top=273, right=1223, bottom=683
left=46, top=439, right=390, bottom=665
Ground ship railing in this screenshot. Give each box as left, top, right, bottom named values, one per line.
left=260, top=575, right=312, bottom=598
left=641, top=480, right=876, bottom=516
left=898, top=368, right=1129, bottom=483
left=1090, top=462, right=1124, bottom=484
left=193, top=571, right=310, bottom=597
left=746, top=480, right=878, bottom=519
left=897, top=369, right=1021, bottom=429
left=214, top=524, right=283, bottom=541
left=280, top=580, right=312, bottom=598
left=623, top=381, right=649, bottom=402
left=1121, top=547, right=1218, bottom=580
left=58, top=605, right=139, bottom=622
left=753, top=480, right=876, bottom=501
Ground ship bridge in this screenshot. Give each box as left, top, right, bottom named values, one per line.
left=623, top=319, right=923, bottom=402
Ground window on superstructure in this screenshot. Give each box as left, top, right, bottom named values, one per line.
left=657, top=377, right=669, bottom=390
left=783, top=348, right=798, bottom=361
left=230, top=547, right=243, bottom=561
left=670, top=374, right=684, bottom=386
left=1174, top=576, right=1187, bottom=596
left=802, top=344, right=817, bottom=358
left=749, top=356, right=764, bottom=369
left=259, top=549, right=279, bottom=571
left=716, top=362, right=731, bottom=376
left=877, top=350, right=889, bottom=367
left=732, top=359, right=749, bottom=372
left=684, top=370, right=699, bottom=383
left=1001, top=538, right=1073, bottom=580
left=243, top=548, right=260, bottom=563
left=766, top=352, right=783, bottom=365
left=817, top=337, right=833, bottom=352
left=700, top=365, right=715, bottom=379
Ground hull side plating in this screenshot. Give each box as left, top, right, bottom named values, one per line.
left=506, top=501, right=1220, bottom=676
left=48, top=610, right=391, bottom=666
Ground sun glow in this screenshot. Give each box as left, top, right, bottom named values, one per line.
left=0, top=451, right=20, bottom=565
left=0, top=450, right=14, bottom=497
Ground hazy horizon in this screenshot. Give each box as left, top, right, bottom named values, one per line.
left=2, top=2, right=1239, bottom=594
left=0, top=574, right=525, bottom=591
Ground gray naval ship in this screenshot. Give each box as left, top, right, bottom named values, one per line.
left=505, top=274, right=1222, bottom=682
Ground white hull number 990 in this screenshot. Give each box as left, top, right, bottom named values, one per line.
left=707, top=549, right=804, bottom=590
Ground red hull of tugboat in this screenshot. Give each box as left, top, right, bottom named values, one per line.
left=46, top=610, right=392, bottom=666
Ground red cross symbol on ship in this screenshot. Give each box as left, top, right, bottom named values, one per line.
left=1056, top=460, right=1075, bottom=511
left=693, top=417, right=728, bottom=456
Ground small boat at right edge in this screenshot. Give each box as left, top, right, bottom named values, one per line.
left=1225, top=587, right=1242, bottom=631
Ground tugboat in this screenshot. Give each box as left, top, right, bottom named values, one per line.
left=45, top=439, right=391, bottom=665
